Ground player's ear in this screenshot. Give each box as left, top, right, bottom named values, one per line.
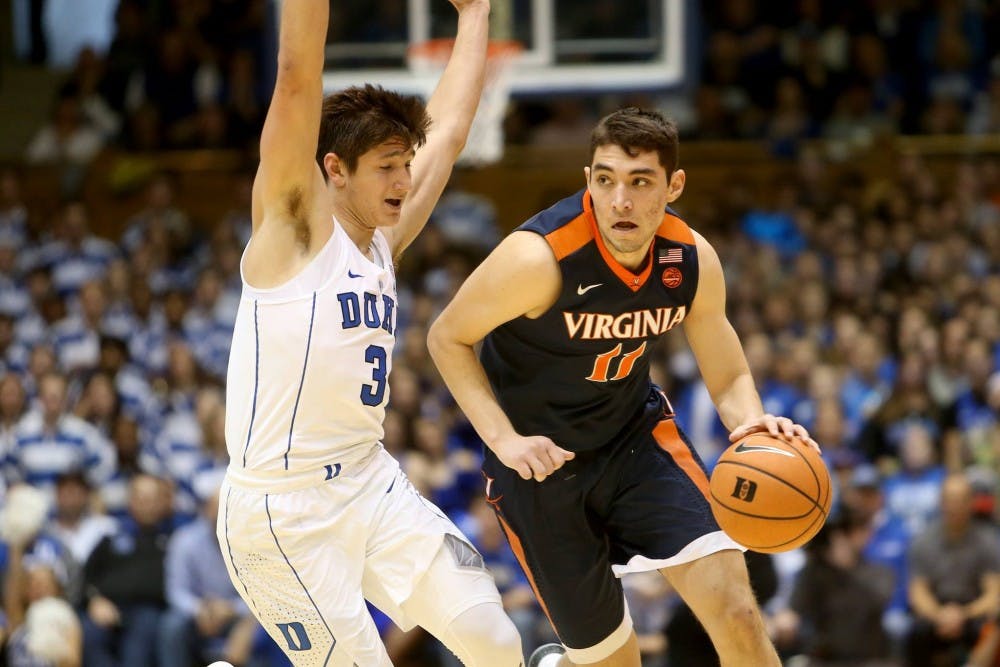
left=666, top=168, right=686, bottom=203
left=584, top=166, right=591, bottom=186
left=324, top=153, right=347, bottom=186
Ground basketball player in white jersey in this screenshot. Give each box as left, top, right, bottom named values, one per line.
left=218, top=1, right=524, bottom=665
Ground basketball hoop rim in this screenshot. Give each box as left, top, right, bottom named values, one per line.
left=406, top=38, right=521, bottom=167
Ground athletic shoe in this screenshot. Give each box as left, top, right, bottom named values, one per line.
left=527, top=643, right=566, bottom=667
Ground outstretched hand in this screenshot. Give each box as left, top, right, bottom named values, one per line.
left=448, top=0, right=491, bottom=11
left=729, top=414, right=821, bottom=453
left=491, top=433, right=575, bottom=482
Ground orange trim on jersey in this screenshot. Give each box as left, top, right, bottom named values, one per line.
left=544, top=212, right=593, bottom=261
left=583, top=192, right=653, bottom=292
left=652, top=419, right=710, bottom=500
left=495, top=512, right=556, bottom=631
left=655, top=212, right=695, bottom=245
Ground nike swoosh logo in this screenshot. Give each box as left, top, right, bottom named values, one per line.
left=733, top=442, right=795, bottom=457
left=347, top=270, right=363, bottom=279
left=577, top=283, right=602, bottom=295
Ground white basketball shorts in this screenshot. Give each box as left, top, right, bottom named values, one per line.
left=217, top=446, right=501, bottom=666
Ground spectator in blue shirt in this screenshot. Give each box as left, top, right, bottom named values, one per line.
left=883, top=423, right=947, bottom=538
left=51, top=280, right=113, bottom=373
left=846, top=464, right=913, bottom=642
left=145, top=386, right=228, bottom=522
left=95, top=335, right=158, bottom=442
left=23, top=202, right=114, bottom=296
left=47, top=470, right=116, bottom=570
left=840, top=331, right=895, bottom=441
left=159, top=484, right=255, bottom=667
left=181, top=268, right=235, bottom=380
left=0, top=242, right=30, bottom=326
left=5, top=372, right=114, bottom=494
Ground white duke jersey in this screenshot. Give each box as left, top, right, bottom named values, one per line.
left=225, top=220, right=396, bottom=482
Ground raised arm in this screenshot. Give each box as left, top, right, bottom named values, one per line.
left=249, top=0, right=328, bottom=246
left=385, top=0, right=491, bottom=257
left=427, top=231, right=575, bottom=481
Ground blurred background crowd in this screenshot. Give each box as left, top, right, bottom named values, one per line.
left=10, top=0, right=1000, bottom=162
left=0, top=0, right=998, bottom=666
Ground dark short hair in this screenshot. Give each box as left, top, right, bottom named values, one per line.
left=589, top=107, right=679, bottom=176
left=317, top=84, right=431, bottom=176
left=56, top=469, right=90, bottom=489
left=99, top=334, right=128, bottom=351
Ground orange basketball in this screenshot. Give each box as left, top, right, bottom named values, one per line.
left=709, top=433, right=832, bottom=553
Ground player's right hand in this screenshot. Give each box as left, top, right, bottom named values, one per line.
left=490, top=433, right=575, bottom=482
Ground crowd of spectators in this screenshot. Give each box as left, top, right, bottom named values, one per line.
left=507, top=0, right=1000, bottom=150
left=22, top=0, right=272, bottom=166
left=695, top=0, right=1000, bottom=141
left=511, top=0, right=1000, bottom=150
left=17, top=0, right=1000, bottom=171
left=0, top=137, right=997, bottom=666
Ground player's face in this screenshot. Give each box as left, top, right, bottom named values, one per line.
left=585, top=145, right=685, bottom=264
left=345, top=139, right=415, bottom=228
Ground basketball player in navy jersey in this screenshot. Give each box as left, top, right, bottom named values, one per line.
left=219, top=0, right=525, bottom=665
left=429, top=108, right=819, bottom=666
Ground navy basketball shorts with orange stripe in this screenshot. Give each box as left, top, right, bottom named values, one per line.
left=483, top=389, right=743, bottom=656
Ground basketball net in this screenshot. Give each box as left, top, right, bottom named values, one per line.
left=408, top=39, right=522, bottom=166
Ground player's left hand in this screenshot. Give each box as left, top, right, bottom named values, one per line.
left=729, top=414, right=820, bottom=453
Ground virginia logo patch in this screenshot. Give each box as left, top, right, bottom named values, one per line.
left=661, top=267, right=682, bottom=288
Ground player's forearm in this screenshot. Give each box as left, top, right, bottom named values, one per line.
left=689, top=313, right=764, bottom=431
left=427, top=328, right=517, bottom=447
left=424, top=1, right=491, bottom=154
left=711, top=372, right=764, bottom=432
left=275, top=0, right=329, bottom=84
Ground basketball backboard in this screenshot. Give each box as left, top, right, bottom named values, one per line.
left=320, top=0, right=685, bottom=96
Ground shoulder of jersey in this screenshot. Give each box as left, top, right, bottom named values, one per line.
left=658, top=206, right=695, bottom=246
left=518, top=190, right=587, bottom=236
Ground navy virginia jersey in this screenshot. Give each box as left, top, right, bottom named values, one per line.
left=480, top=189, right=699, bottom=453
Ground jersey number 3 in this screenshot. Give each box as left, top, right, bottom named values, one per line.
left=360, top=345, right=387, bottom=406
left=587, top=342, right=647, bottom=382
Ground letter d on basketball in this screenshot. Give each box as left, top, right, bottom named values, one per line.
left=277, top=622, right=312, bottom=651
left=731, top=477, right=758, bottom=502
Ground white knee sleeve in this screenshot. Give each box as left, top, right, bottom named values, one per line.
left=400, top=536, right=524, bottom=665
left=442, top=601, right=524, bottom=667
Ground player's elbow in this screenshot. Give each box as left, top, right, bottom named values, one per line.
left=428, top=118, right=473, bottom=159
left=274, top=56, right=317, bottom=92
left=427, top=316, right=468, bottom=363
left=426, top=318, right=449, bottom=362
left=445, top=128, right=471, bottom=158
